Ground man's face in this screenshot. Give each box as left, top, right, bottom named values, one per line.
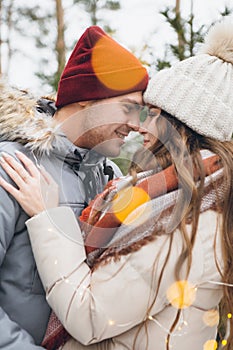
left=76, top=91, right=144, bottom=157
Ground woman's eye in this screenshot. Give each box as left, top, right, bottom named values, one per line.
left=123, top=103, right=141, bottom=114
left=148, top=112, right=157, bottom=118
left=148, top=108, right=160, bottom=118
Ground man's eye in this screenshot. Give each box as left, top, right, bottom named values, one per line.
left=124, top=104, right=133, bottom=113
left=123, top=104, right=141, bottom=114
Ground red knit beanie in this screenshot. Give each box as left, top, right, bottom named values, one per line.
left=55, top=26, right=148, bottom=108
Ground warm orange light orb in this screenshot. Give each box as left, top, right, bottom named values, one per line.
left=112, top=186, right=150, bottom=225
left=92, top=37, right=146, bottom=91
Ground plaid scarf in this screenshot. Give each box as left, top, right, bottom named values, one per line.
left=42, top=154, right=222, bottom=349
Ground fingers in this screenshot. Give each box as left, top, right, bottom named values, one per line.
left=0, top=151, right=44, bottom=190
left=15, top=151, right=56, bottom=186
left=14, top=151, right=41, bottom=178
left=0, top=153, right=28, bottom=188
left=0, top=151, right=58, bottom=189
left=15, top=151, right=57, bottom=186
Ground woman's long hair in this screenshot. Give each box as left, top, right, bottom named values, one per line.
left=128, top=110, right=233, bottom=349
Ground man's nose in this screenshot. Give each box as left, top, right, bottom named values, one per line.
left=127, top=123, right=140, bottom=132
left=126, top=112, right=141, bottom=131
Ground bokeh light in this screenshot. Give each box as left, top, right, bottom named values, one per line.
left=92, top=37, right=146, bottom=90
left=203, top=309, right=219, bottom=327
left=112, top=186, right=150, bottom=225
left=222, top=339, right=227, bottom=346
left=203, top=339, right=218, bottom=350
left=166, top=280, right=197, bottom=309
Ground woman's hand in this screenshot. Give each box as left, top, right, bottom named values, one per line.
left=0, top=151, right=59, bottom=217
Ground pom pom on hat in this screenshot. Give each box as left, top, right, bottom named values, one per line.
left=144, top=16, right=233, bottom=141
left=200, top=17, right=233, bottom=64
left=56, top=26, right=148, bottom=108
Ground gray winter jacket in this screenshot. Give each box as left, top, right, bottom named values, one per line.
left=0, top=82, right=122, bottom=349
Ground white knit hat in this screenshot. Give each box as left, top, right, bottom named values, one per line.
left=144, top=17, right=233, bottom=141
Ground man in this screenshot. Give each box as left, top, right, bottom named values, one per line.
left=0, top=26, right=148, bottom=349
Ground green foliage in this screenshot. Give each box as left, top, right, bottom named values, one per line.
left=111, top=157, right=131, bottom=175
left=14, top=4, right=58, bottom=92
left=159, top=4, right=205, bottom=62
left=105, top=1, right=120, bottom=10
left=35, top=70, right=60, bottom=92
left=156, top=4, right=232, bottom=70
left=2, top=1, right=233, bottom=94
left=16, top=6, right=54, bottom=47
left=111, top=133, right=143, bottom=175
left=220, top=6, right=233, bottom=16
left=72, top=0, right=120, bottom=31
left=2, top=0, right=121, bottom=92
left=155, top=59, right=171, bottom=71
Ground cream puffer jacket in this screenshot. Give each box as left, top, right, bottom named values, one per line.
left=26, top=207, right=223, bottom=350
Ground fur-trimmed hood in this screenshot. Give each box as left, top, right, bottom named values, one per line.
left=0, top=80, right=63, bottom=154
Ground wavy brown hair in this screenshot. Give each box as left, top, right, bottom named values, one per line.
left=128, top=110, right=233, bottom=349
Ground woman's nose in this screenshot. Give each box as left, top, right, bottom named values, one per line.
left=138, top=125, right=148, bottom=135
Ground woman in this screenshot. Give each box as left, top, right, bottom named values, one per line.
left=0, top=18, right=233, bottom=350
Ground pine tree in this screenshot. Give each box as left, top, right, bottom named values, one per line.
left=34, top=0, right=66, bottom=91
left=73, top=0, right=120, bottom=33
left=155, top=1, right=232, bottom=70
left=0, top=0, right=15, bottom=77
left=16, top=0, right=121, bottom=92
left=157, top=0, right=205, bottom=69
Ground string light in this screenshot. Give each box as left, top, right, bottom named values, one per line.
left=203, top=309, right=219, bottom=327
left=147, top=311, right=188, bottom=337
left=108, top=319, right=115, bottom=326
left=222, top=339, right=227, bottom=346
left=166, top=280, right=197, bottom=309
left=203, top=339, right=218, bottom=350
left=50, top=256, right=233, bottom=345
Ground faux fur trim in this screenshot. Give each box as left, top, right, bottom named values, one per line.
left=0, top=80, right=61, bottom=154
left=200, top=16, right=233, bottom=64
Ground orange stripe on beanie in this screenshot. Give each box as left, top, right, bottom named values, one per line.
left=56, top=26, right=148, bottom=108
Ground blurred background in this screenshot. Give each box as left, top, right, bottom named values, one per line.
left=1, top=0, right=232, bottom=172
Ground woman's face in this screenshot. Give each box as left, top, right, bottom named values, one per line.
left=140, top=106, right=161, bottom=148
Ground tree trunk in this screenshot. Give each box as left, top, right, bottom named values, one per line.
left=0, top=0, right=2, bottom=75
left=175, top=0, right=181, bottom=47
left=189, top=0, right=194, bottom=56
left=175, top=0, right=185, bottom=60
left=55, top=0, right=66, bottom=86
left=5, top=0, right=14, bottom=75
